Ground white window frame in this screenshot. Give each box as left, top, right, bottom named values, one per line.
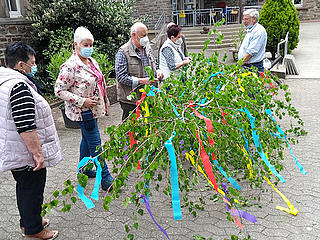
left=7, top=0, right=22, bottom=18
left=292, top=0, right=304, bottom=7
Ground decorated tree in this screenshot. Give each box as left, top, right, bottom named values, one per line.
left=259, top=0, right=300, bottom=58
left=43, top=24, right=306, bottom=239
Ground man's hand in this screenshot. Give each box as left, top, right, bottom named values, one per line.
left=156, top=71, right=164, bottom=81
left=83, top=97, right=97, bottom=108
left=138, top=78, right=151, bottom=85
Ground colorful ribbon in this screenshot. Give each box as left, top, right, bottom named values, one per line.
left=265, top=109, right=307, bottom=175
left=77, top=156, right=102, bottom=209
left=164, top=132, right=182, bottom=220
left=168, top=98, right=182, bottom=120
left=139, top=194, right=170, bottom=239
left=263, top=177, right=299, bottom=215
left=221, top=183, right=257, bottom=223
left=185, top=151, right=243, bottom=205
left=194, top=131, right=243, bottom=228
left=239, top=108, right=285, bottom=183
left=129, top=131, right=141, bottom=169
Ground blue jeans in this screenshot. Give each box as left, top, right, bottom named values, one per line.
left=78, top=119, right=112, bottom=181
left=244, top=60, right=264, bottom=73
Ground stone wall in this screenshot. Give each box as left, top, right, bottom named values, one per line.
left=0, top=19, right=31, bottom=66
left=297, top=0, right=320, bottom=20
left=133, top=0, right=172, bottom=30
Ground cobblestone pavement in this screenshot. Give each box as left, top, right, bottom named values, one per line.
left=0, top=22, right=319, bottom=240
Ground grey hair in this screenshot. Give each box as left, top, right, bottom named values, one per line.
left=243, top=9, right=259, bottom=20
left=130, top=22, right=147, bottom=35
left=74, top=26, right=94, bottom=44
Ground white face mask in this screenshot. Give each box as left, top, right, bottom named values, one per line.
left=175, top=37, right=183, bottom=46
left=139, top=36, right=149, bottom=47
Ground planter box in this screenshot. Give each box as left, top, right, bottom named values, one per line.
left=59, top=104, right=80, bottom=129
left=106, top=83, right=118, bottom=105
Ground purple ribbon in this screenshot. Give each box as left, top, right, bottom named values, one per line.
left=139, top=194, right=170, bottom=239
left=221, top=183, right=257, bottom=223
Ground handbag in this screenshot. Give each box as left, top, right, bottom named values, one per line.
left=81, top=110, right=95, bottom=130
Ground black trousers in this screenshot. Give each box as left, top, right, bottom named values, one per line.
left=11, top=167, right=46, bottom=235
left=120, top=102, right=136, bottom=121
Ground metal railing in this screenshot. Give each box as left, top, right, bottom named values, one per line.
left=171, top=5, right=262, bottom=27
left=155, top=11, right=166, bottom=38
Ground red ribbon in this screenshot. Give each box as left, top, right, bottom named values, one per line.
left=129, top=131, right=141, bottom=170
left=189, top=102, right=214, bottom=146
left=219, top=108, right=228, bottom=125
left=259, top=72, right=274, bottom=96
left=190, top=101, right=242, bottom=228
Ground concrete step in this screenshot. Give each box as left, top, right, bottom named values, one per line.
left=186, top=38, right=234, bottom=45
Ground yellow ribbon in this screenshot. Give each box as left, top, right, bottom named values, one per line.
left=237, top=72, right=258, bottom=92
left=263, top=176, right=299, bottom=215
left=240, top=145, right=254, bottom=179
left=185, top=150, right=243, bottom=205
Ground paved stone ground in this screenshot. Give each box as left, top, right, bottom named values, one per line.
left=0, top=22, right=319, bottom=240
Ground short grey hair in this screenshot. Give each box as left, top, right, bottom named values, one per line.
left=243, top=9, right=259, bottom=20
left=130, top=22, right=147, bottom=35
left=74, top=26, right=94, bottom=44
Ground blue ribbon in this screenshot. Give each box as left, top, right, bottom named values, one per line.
left=77, top=157, right=102, bottom=209
left=212, top=159, right=241, bottom=190
left=204, top=71, right=223, bottom=83
left=265, top=109, right=307, bottom=175
left=164, top=132, right=182, bottom=220
left=235, top=114, right=255, bottom=164
left=216, top=83, right=222, bottom=93
left=239, top=108, right=286, bottom=183
left=168, top=98, right=182, bottom=120
left=147, top=85, right=162, bottom=97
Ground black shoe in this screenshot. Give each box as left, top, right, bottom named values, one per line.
left=83, top=169, right=97, bottom=178
left=101, top=175, right=114, bottom=191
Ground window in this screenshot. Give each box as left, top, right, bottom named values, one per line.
left=292, top=0, right=303, bottom=7
left=6, top=0, right=22, bottom=18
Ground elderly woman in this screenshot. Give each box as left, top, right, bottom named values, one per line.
left=55, top=27, right=113, bottom=191
left=159, top=24, right=191, bottom=80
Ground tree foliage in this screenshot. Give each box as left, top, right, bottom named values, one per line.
left=259, top=0, right=300, bottom=57
left=42, top=24, right=306, bottom=239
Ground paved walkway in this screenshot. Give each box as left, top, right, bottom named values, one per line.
left=0, top=22, right=320, bottom=240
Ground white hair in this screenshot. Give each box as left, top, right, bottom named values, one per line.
left=130, top=22, right=147, bottom=35
left=74, top=26, right=94, bottom=44
left=167, top=22, right=175, bottom=29
left=243, top=9, right=260, bottom=20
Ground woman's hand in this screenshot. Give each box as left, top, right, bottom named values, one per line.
left=83, top=97, right=97, bottom=108
left=183, top=57, right=192, bottom=66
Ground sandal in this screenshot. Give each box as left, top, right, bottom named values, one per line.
left=21, top=219, right=50, bottom=237
left=25, top=229, right=58, bottom=240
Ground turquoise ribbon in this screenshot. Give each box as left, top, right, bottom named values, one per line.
left=216, top=83, right=222, bottom=93
left=265, top=109, right=307, bottom=175
left=77, top=156, right=102, bottom=209
left=239, top=108, right=286, bottom=183
left=168, top=98, right=182, bottom=120
left=204, top=71, right=223, bottom=83
left=235, top=114, right=255, bottom=164
left=212, top=159, right=241, bottom=190
left=164, top=132, right=182, bottom=220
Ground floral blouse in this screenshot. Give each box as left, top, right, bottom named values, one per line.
left=55, top=51, right=110, bottom=121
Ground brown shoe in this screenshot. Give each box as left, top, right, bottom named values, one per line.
left=21, top=219, right=50, bottom=237
left=25, top=229, right=58, bottom=240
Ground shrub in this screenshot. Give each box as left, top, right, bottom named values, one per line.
left=259, top=0, right=300, bottom=58
left=27, top=0, right=134, bottom=93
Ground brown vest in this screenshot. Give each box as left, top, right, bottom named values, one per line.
left=117, top=40, right=157, bottom=105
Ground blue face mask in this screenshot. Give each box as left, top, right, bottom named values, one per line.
left=247, top=24, right=253, bottom=30
left=24, top=63, right=37, bottom=77
left=80, top=47, right=94, bottom=58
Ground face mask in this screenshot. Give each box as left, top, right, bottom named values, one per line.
left=24, top=63, right=37, bottom=77
left=80, top=47, right=94, bottom=58
left=175, top=37, right=183, bottom=46
left=247, top=24, right=253, bottom=30
left=139, top=36, right=149, bottom=47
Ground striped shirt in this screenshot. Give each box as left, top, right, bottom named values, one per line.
left=9, top=82, right=36, bottom=133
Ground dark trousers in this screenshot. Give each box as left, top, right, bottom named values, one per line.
left=120, top=102, right=136, bottom=121
left=11, top=167, right=46, bottom=235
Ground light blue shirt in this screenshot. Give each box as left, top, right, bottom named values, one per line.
left=238, top=23, right=267, bottom=63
